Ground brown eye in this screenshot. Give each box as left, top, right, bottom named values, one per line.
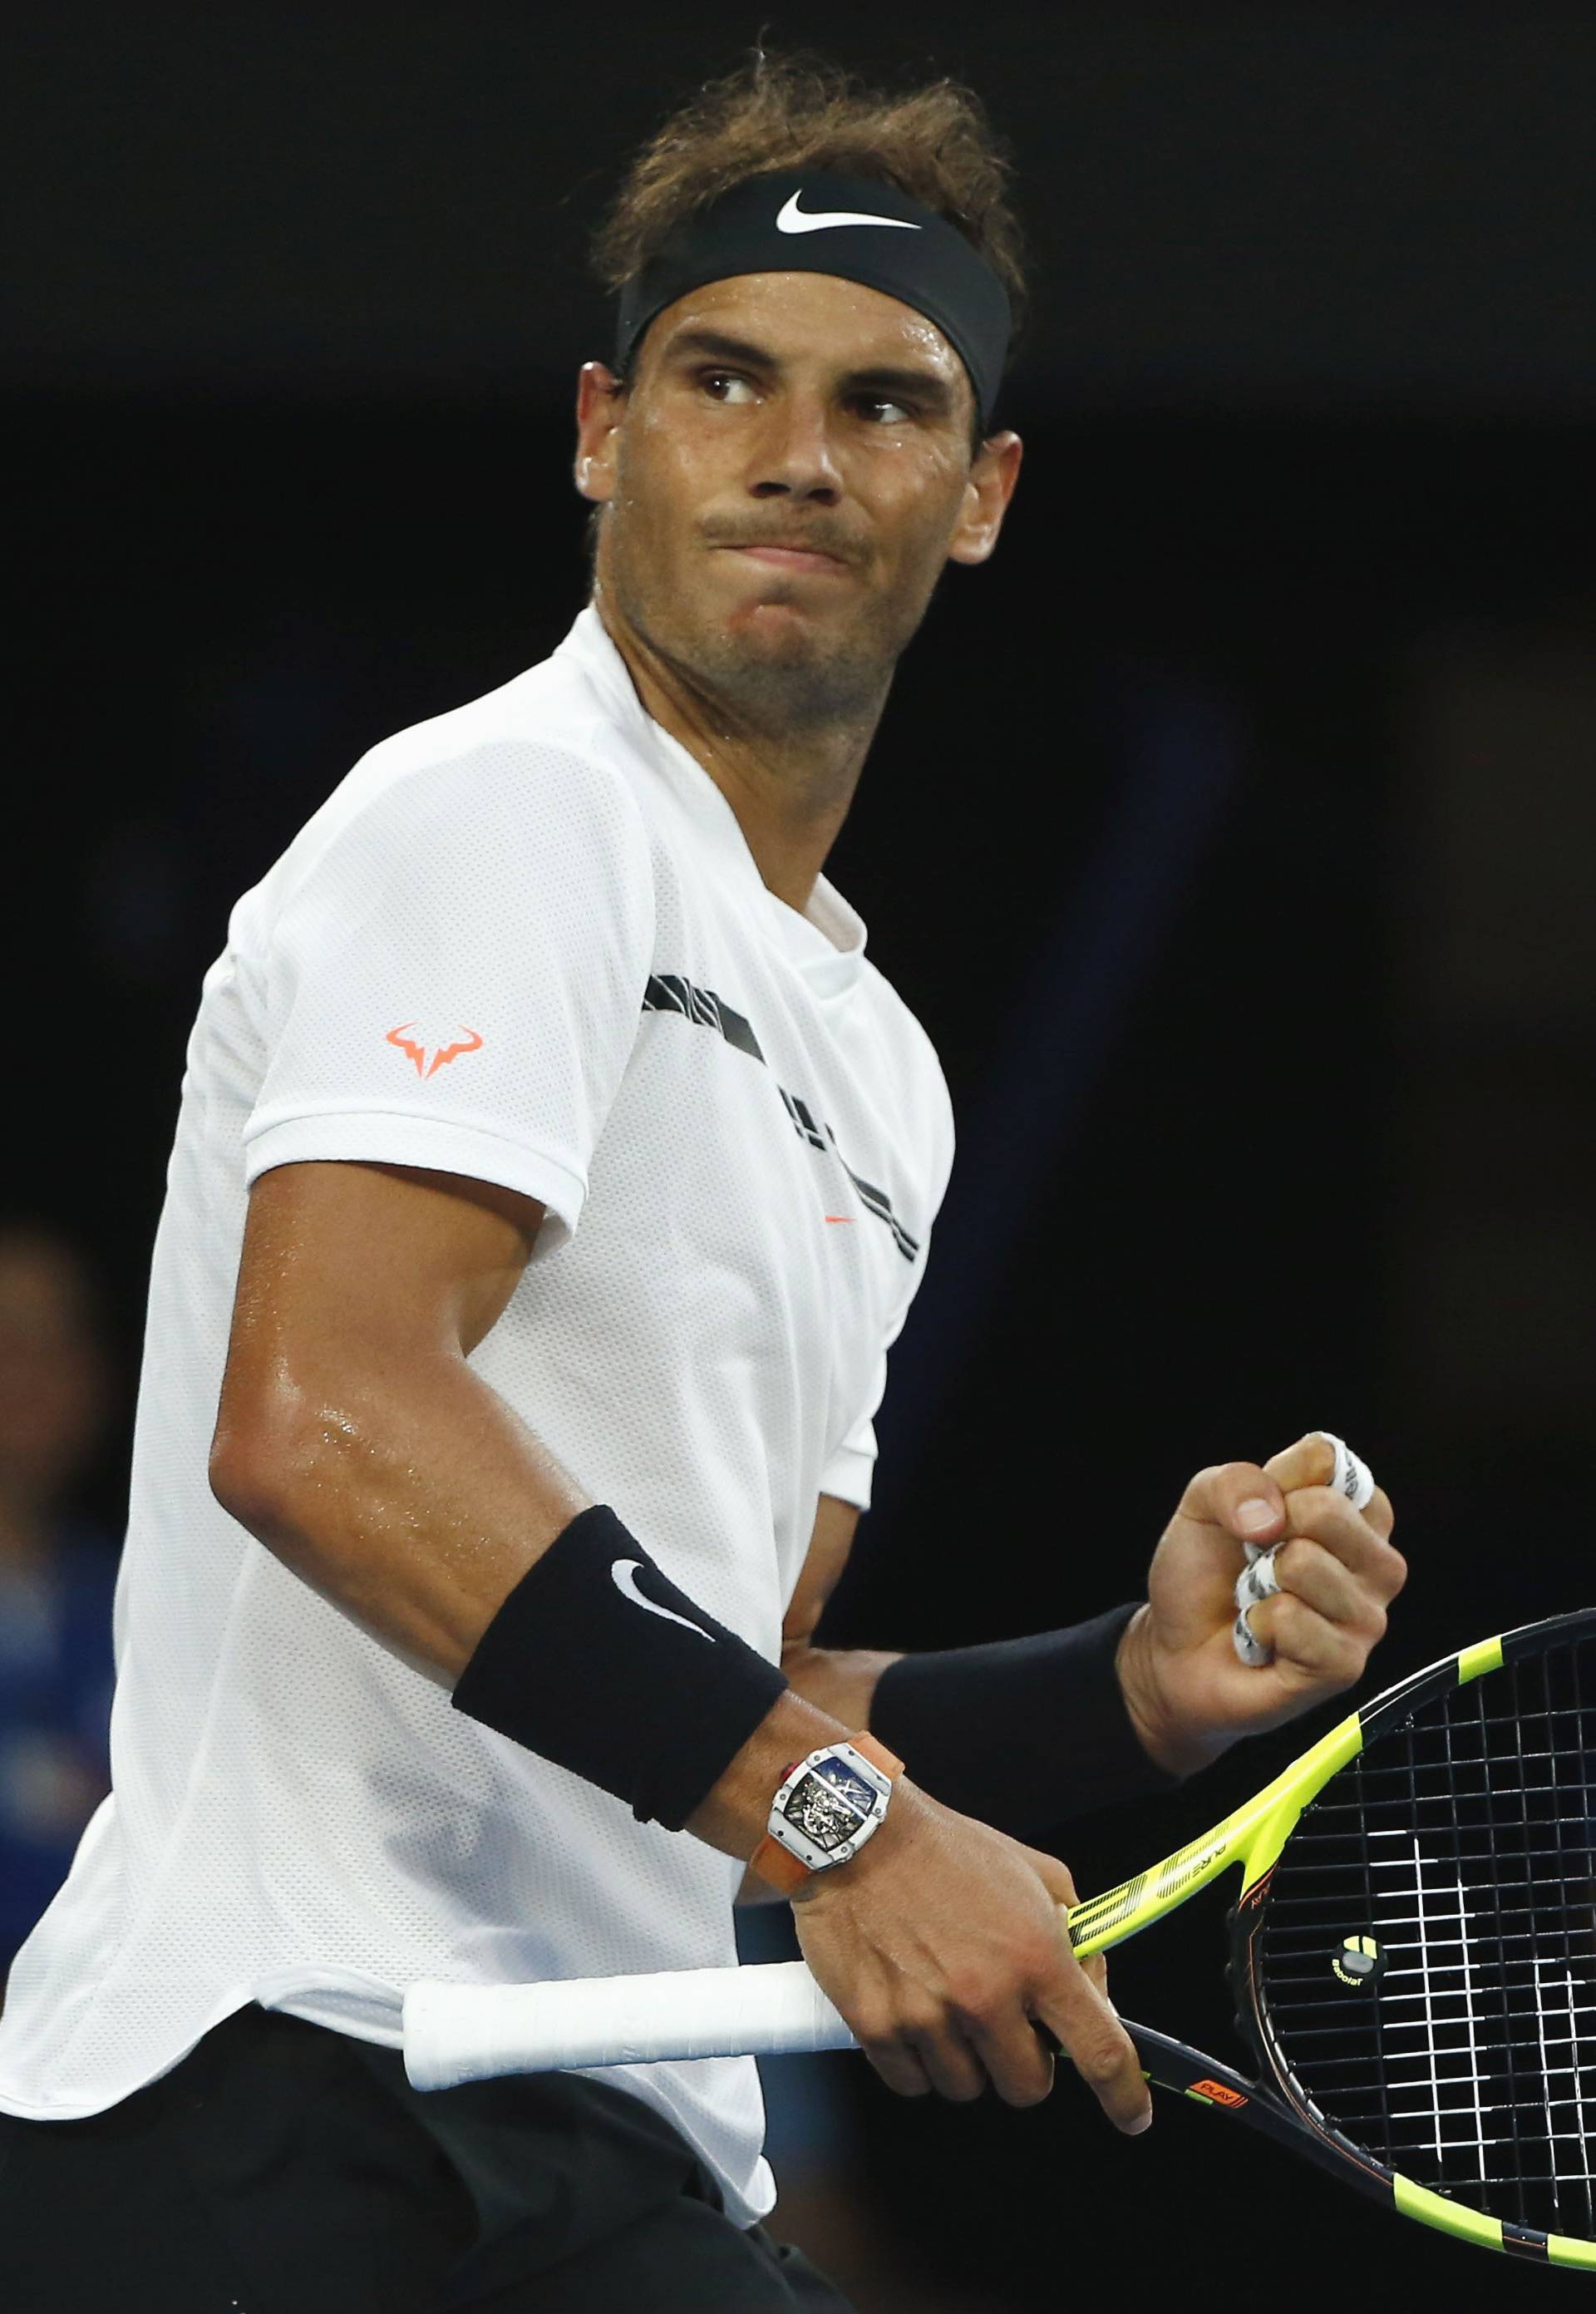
left=702, top=371, right=756, bottom=405
left=855, top=396, right=913, bottom=425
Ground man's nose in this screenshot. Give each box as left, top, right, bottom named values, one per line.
left=747, top=396, right=843, bottom=503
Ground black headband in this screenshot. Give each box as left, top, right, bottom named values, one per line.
left=613, top=170, right=1012, bottom=432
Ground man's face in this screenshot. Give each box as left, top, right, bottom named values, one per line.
left=576, top=271, right=1020, bottom=731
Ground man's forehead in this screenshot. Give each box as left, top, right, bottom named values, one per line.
left=647, top=272, right=966, bottom=391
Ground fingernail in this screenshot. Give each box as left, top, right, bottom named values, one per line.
left=1128, top=2105, right=1153, bottom=2134
left=1238, top=1497, right=1277, bottom=1534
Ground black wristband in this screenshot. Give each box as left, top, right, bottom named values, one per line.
left=869, top=1604, right=1180, bottom=1839
left=451, top=1505, right=789, bottom=1833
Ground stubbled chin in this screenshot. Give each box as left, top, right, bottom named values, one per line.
left=692, top=628, right=889, bottom=729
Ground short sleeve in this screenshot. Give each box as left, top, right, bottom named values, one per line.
left=819, top=1307, right=903, bottom=1512
left=820, top=1050, right=955, bottom=1513
left=820, top=1406, right=880, bottom=1512
left=243, top=740, right=656, bottom=1251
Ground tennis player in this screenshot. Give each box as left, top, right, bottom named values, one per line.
left=0, top=54, right=1403, bottom=2314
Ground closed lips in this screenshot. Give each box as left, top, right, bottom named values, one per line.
left=722, top=540, right=850, bottom=569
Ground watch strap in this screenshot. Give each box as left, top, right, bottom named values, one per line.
left=749, top=1830, right=813, bottom=1894
left=849, top=1732, right=904, bottom=1780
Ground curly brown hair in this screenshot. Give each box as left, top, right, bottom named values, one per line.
left=592, top=49, right=1028, bottom=346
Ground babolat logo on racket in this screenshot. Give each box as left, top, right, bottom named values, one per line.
left=1189, top=2079, right=1249, bottom=2109
left=1330, top=1933, right=1385, bottom=1988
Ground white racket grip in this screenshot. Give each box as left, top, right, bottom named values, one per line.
left=403, top=1961, right=857, bottom=2090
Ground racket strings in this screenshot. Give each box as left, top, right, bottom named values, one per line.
left=1255, top=1635, right=1596, bottom=2240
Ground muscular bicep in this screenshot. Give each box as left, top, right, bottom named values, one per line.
left=217, top=1161, right=544, bottom=1437
left=781, top=1493, right=861, bottom=1658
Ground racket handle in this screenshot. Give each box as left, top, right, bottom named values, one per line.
left=403, top=1960, right=857, bottom=2089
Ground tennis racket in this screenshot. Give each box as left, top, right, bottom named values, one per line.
left=406, top=1608, right=1596, bottom=2271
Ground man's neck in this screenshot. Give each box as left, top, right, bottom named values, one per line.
left=595, top=596, right=881, bottom=915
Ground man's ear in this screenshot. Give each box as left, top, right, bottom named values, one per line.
left=947, top=431, right=1023, bottom=567
left=574, top=362, right=626, bottom=504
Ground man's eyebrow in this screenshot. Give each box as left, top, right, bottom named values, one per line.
left=664, top=328, right=781, bottom=373
left=663, top=328, right=958, bottom=414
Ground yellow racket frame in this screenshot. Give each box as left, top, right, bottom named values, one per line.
left=1063, top=1628, right=1596, bottom=2271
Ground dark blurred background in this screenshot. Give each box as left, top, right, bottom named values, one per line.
left=5, top=4, right=1595, bottom=2305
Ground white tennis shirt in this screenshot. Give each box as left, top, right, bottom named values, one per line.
left=0, top=607, right=953, bottom=2227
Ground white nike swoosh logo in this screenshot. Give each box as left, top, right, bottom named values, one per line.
left=611, top=1558, right=711, bottom=1640
left=776, top=191, right=922, bottom=237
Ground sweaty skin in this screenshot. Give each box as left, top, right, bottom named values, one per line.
left=573, top=269, right=1021, bottom=910
left=214, top=266, right=1403, bottom=2129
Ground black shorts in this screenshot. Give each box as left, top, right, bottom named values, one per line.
left=0, top=2002, right=856, bottom=2312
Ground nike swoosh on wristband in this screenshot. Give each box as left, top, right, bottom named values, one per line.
left=775, top=190, right=923, bottom=237
left=611, top=1558, right=712, bottom=1640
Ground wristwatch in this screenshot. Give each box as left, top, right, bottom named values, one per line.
left=750, top=1733, right=904, bottom=1895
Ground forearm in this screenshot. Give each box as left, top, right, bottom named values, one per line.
left=737, top=1616, right=1184, bottom=1900
left=214, top=1354, right=863, bottom=1866
left=211, top=1348, right=591, bottom=1687
left=779, top=1641, right=904, bottom=1732
left=864, top=1608, right=1182, bottom=1839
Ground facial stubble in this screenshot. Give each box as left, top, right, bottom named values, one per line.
left=598, top=488, right=947, bottom=745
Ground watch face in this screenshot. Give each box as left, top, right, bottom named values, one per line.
left=786, top=1758, right=877, bottom=1852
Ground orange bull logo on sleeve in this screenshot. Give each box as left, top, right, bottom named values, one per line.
left=386, top=1023, right=485, bottom=1079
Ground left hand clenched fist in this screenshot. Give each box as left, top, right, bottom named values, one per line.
left=1116, top=1433, right=1406, bottom=1776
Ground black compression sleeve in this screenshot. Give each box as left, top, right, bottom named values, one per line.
left=450, top=1505, right=788, bottom=1833
left=868, top=1605, right=1180, bottom=1839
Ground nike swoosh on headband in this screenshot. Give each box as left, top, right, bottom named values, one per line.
left=611, top=1558, right=712, bottom=1640
left=775, top=190, right=923, bottom=237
